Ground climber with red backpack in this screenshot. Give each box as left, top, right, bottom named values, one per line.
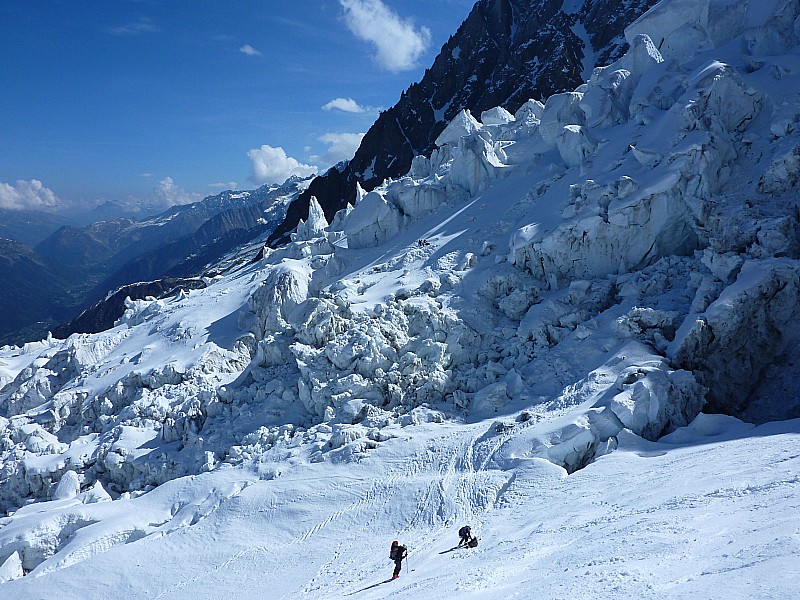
left=389, top=540, right=407, bottom=579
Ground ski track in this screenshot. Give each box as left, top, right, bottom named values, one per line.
left=298, top=427, right=499, bottom=599
left=2, top=417, right=798, bottom=599
left=279, top=451, right=448, bottom=598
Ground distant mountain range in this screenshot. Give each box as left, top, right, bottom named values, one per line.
left=1, top=0, right=658, bottom=346
left=0, top=210, right=83, bottom=247
left=0, top=179, right=308, bottom=345
left=0, top=238, right=76, bottom=343
left=0, top=197, right=181, bottom=248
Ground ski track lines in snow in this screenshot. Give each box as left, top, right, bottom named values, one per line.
left=139, top=431, right=472, bottom=599
left=299, top=427, right=500, bottom=598
left=4, top=419, right=797, bottom=600
left=198, top=425, right=796, bottom=599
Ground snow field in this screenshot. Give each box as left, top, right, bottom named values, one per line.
left=3, top=0, right=800, bottom=595
left=1, top=415, right=798, bottom=599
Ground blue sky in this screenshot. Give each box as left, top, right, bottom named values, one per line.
left=0, top=0, right=473, bottom=213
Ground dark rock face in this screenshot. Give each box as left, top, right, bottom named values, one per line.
left=269, top=0, right=658, bottom=246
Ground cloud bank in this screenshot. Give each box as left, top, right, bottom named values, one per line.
left=248, top=145, right=316, bottom=185
left=340, top=0, right=431, bottom=72
left=209, top=181, right=239, bottom=190
left=0, top=179, right=63, bottom=211
left=154, top=177, right=203, bottom=208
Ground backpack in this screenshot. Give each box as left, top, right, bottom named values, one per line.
left=467, top=537, right=478, bottom=548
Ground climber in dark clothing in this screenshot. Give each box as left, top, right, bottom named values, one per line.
left=457, top=525, right=472, bottom=547
left=389, top=540, right=407, bottom=579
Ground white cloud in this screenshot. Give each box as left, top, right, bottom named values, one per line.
left=248, top=145, right=316, bottom=185
left=311, top=133, right=365, bottom=166
left=110, top=20, right=159, bottom=36
left=323, top=97, right=366, bottom=113
left=209, top=181, right=238, bottom=189
left=154, top=177, right=203, bottom=208
left=340, top=0, right=431, bottom=72
left=0, top=179, right=63, bottom=211
left=240, top=44, right=262, bottom=57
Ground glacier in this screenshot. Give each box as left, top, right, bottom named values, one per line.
left=1, top=0, right=800, bottom=596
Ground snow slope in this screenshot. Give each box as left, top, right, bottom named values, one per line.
left=1, top=415, right=798, bottom=599
left=3, top=0, right=800, bottom=596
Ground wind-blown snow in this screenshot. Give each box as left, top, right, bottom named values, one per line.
left=2, top=0, right=800, bottom=596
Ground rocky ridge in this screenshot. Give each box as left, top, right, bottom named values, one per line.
left=0, top=179, right=308, bottom=345
left=269, top=0, right=659, bottom=245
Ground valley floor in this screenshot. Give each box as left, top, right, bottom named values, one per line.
left=4, top=414, right=798, bottom=599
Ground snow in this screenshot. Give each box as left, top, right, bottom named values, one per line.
left=291, top=196, right=329, bottom=242
left=3, top=0, right=800, bottom=596
left=571, top=19, right=597, bottom=82
left=1, top=416, right=798, bottom=599
left=434, top=109, right=482, bottom=147
left=479, top=106, right=515, bottom=126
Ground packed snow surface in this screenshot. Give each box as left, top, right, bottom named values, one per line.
left=3, top=0, right=800, bottom=596
left=1, top=415, right=798, bottom=599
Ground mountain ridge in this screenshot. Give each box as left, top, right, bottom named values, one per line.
left=268, top=0, right=659, bottom=246
left=0, top=179, right=308, bottom=344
